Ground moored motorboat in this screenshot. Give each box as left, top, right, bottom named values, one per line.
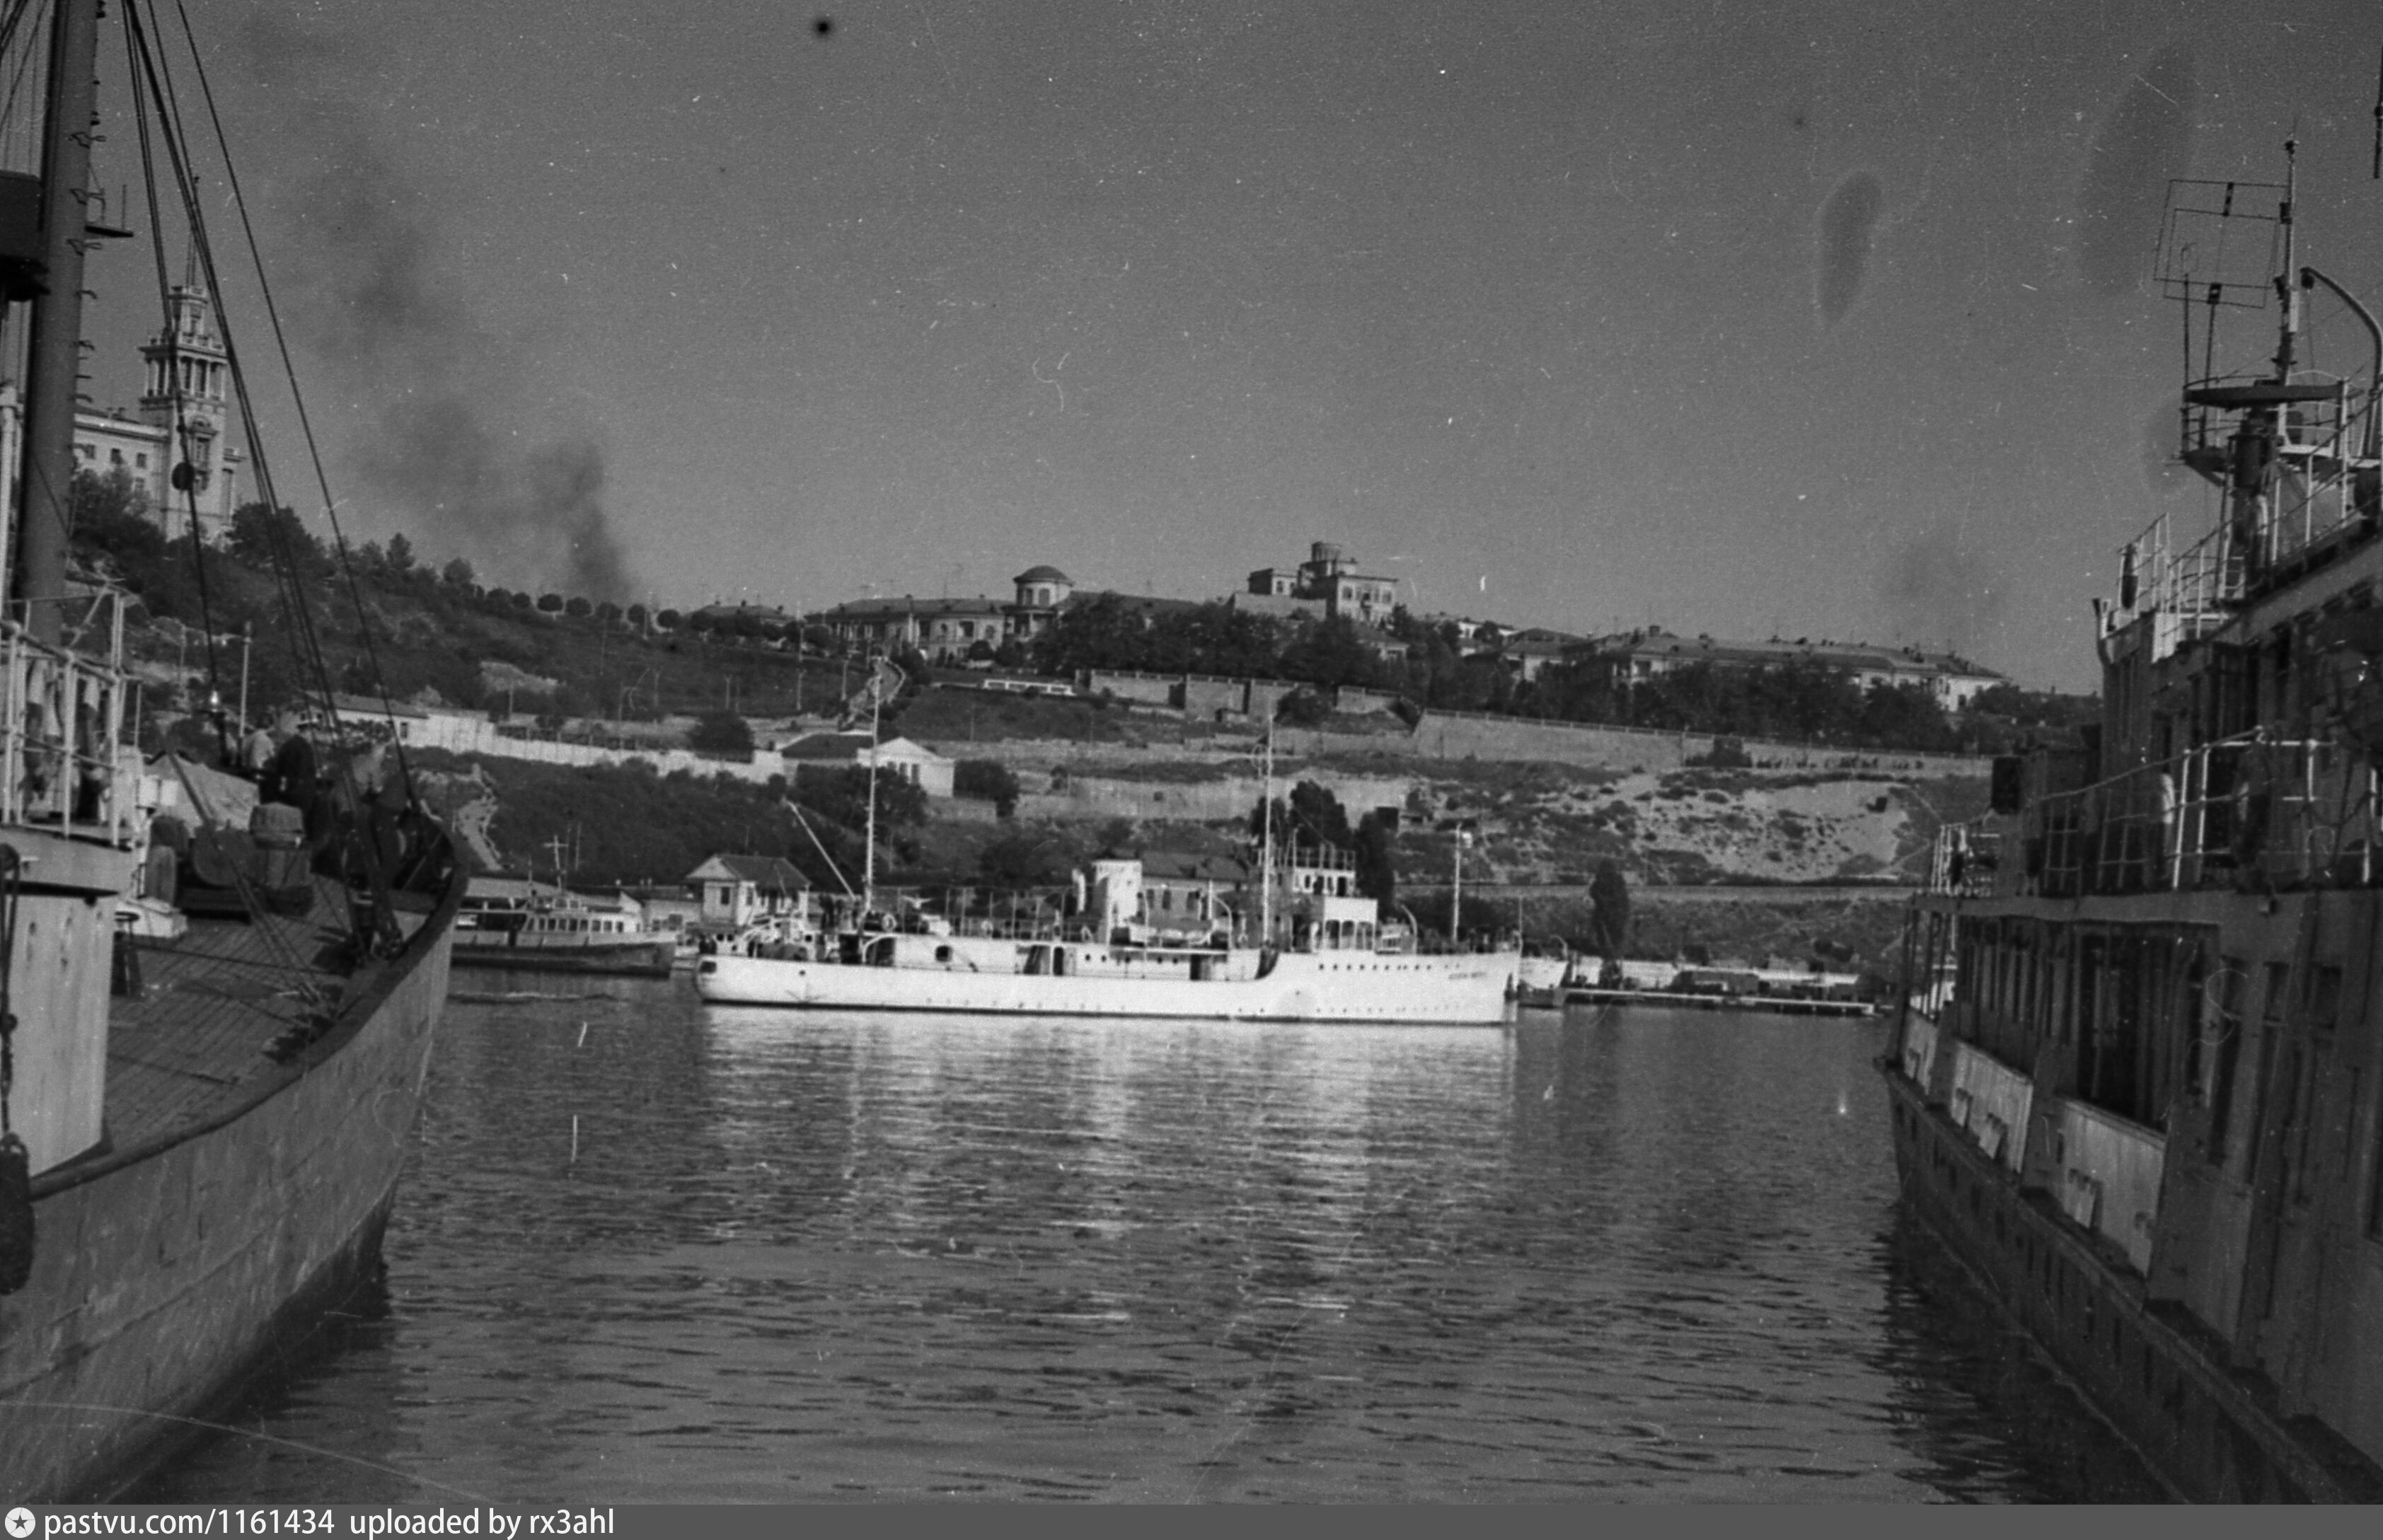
left=453, top=879, right=674, bottom=978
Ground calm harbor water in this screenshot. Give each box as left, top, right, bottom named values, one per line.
left=133, top=980, right=2163, bottom=1503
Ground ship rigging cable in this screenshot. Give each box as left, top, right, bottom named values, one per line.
left=151, top=0, right=420, bottom=797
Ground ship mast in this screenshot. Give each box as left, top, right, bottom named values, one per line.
left=1258, top=714, right=1274, bottom=950
left=10, top=0, right=101, bottom=647
left=862, top=656, right=884, bottom=916
left=2273, top=137, right=2302, bottom=386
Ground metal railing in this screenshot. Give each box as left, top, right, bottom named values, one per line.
left=2107, top=380, right=2383, bottom=661
left=1, top=618, right=129, bottom=845
left=2102, top=511, right=2237, bottom=662
left=1925, top=734, right=2377, bottom=898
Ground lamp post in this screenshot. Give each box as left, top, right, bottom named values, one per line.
left=1453, top=826, right=1473, bottom=950
left=236, top=623, right=252, bottom=729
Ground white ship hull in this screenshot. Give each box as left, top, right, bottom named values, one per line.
left=696, top=944, right=1518, bottom=1023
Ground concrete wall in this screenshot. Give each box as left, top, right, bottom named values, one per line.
left=1017, top=770, right=1417, bottom=824
left=1084, top=670, right=1178, bottom=707
left=410, top=709, right=783, bottom=785
left=1081, top=670, right=1300, bottom=720
left=1409, top=710, right=1989, bottom=776
left=1334, top=688, right=1400, bottom=716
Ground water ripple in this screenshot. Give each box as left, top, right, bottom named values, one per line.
left=132, top=990, right=2165, bottom=1503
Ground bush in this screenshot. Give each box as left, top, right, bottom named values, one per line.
left=953, top=758, right=1022, bottom=817
left=686, top=710, right=756, bottom=756
left=1276, top=687, right=1332, bottom=726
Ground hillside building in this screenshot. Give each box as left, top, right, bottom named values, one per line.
left=686, top=854, right=812, bottom=931
left=1247, top=540, right=1402, bottom=627
left=780, top=731, right=956, bottom=797
left=1581, top=627, right=2006, bottom=707
left=817, top=595, right=1009, bottom=664
left=66, top=279, right=244, bottom=538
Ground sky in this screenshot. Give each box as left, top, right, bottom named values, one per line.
left=53, top=0, right=2383, bottom=690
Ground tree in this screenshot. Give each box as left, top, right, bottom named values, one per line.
left=511, top=589, right=535, bottom=609
left=595, top=601, right=623, bottom=625
left=656, top=608, right=682, bottom=630
left=442, top=556, right=476, bottom=588
left=226, top=502, right=325, bottom=574
left=565, top=595, right=594, bottom=618
left=802, top=623, right=836, bottom=652
left=385, top=531, right=416, bottom=573
left=954, top=758, right=1022, bottom=817
left=68, top=466, right=163, bottom=565
left=1278, top=615, right=1378, bottom=690
left=978, top=830, right=1071, bottom=888
left=1275, top=687, right=1332, bottom=726
left=1588, top=860, right=1631, bottom=960
left=1287, top=780, right=1353, bottom=852
left=536, top=592, right=564, bottom=613
left=687, top=710, right=755, bottom=756
left=625, top=603, right=648, bottom=629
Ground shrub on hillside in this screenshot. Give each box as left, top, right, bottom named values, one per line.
left=792, top=763, right=928, bottom=832
left=687, top=710, right=756, bottom=757
left=953, top=758, right=1022, bottom=817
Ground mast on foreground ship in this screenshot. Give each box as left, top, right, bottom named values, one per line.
left=0, top=0, right=466, bottom=1498
left=1888, top=138, right=2383, bottom=1500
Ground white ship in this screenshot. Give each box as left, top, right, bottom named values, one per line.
left=696, top=666, right=1515, bottom=1022
left=696, top=852, right=1518, bottom=1022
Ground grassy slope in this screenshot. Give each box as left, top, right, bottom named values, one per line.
left=125, top=565, right=853, bottom=726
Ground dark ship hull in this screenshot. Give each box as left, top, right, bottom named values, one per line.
left=451, top=933, right=673, bottom=978
left=1876, top=145, right=2383, bottom=1501
left=0, top=862, right=463, bottom=1500
left=1885, top=1053, right=2382, bottom=1502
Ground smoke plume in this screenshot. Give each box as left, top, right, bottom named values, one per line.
left=1814, top=171, right=1884, bottom=327
left=2077, top=47, right=2196, bottom=296
left=239, top=16, right=634, bottom=600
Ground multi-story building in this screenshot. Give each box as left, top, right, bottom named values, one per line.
left=54, top=280, right=244, bottom=538
left=1008, top=565, right=1076, bottom=640
left=1247, top=540, right=1403, bottom=626
left=817, top=595, right=1010, bottom=664
left=1499, top=627, right=1590, bottom=683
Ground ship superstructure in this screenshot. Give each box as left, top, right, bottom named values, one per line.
left=1886, top=142, right=2383, bottom=1500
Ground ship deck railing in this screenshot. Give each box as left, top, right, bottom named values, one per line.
left=2104, top=382, right=2383, bottom=661
left=1, top=614, right=133, bottom=846
left=1924, top=733, right=2379, bottom=898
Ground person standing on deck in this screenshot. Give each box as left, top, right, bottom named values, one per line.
left=239, top=716, right=276, bottom=781
left=258, top=710, right=320, bottom=823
